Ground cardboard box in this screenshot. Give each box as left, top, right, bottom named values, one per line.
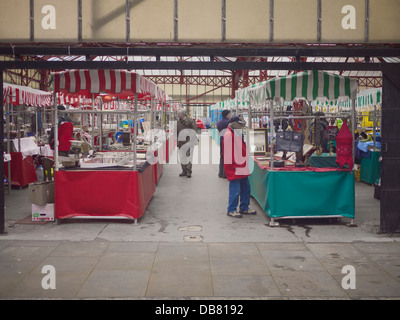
left=32, top=204, right=54, bottom=221
left=28, top=181, right=55, bottom=206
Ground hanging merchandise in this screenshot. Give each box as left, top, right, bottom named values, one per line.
left=335, top=120, right=353, bottom=169
left=292, top=100, right=304, bottom=132
left=275, top=130, right=304, bottom=153
left=324, top=125, right=339, bottom=153
left=324, top=125, right=339, bottom=142
left=335, top=118, right=343, bottom=130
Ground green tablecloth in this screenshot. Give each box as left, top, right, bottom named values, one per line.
left=249, top=162, right=355, bottom=219
left=360, top=150, right=381, bottom=184
left=308, top=153, right=337, bottom=168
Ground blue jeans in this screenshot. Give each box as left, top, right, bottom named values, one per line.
left=227, top=177, right=250, bottom=213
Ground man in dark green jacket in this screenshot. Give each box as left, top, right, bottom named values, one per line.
left=177, top=108, right=198, bottom=178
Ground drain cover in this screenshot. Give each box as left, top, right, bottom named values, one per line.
left=183, top=235, right=203, bottom=242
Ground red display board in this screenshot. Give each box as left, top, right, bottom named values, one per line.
left=4, top=152, right=37, bottom=187
left=55, top=165, right=156, bottom=220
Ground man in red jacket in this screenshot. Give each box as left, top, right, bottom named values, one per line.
left=223, top=116, right=257, bottom=218
left=49, top=105, right=73, bottom=157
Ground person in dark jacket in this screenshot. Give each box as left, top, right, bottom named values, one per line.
left=177, top=108, right=198, bottom=178
left=216, top=109, right=231, bottom=178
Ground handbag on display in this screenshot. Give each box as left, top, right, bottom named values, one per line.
left=324, top=125, right=339, bottom=141
left=276, top=130, right=304, bottom=153
left=276, top=131, right=291, bottom=151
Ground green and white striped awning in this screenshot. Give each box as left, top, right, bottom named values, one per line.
left=314, top=87, right=383, bottom=111
left=236, top=70, right=358, bottom=105
left=356, top=87, right=382, bottom=108
left=210, top=98, right=248, bottom=110
left=235, top=79, right=270, bottom=104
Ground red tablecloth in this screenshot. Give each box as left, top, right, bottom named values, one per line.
left=55, top=165, right=156, bottom=220
left=4, top=152, right=37, bottom=187
left=155, top=160, right=163, bottom=185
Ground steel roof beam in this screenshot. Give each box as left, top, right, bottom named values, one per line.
left=0, top=45, right=399, bottom=58
left=0, top=60, right=382, bottom=71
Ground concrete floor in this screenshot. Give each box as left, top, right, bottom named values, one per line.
left=1, top=132, right=399, bottom=299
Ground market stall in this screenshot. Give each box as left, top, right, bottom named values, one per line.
left=52, top=69, right=167, bottom=223
left=235, top=70, right=358, bottom=226
left=3, top=83, right=53, bottom=187
left=312, top=87, right=382, bottom=185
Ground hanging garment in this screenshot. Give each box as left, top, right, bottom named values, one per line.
left=335, top=120, right=353, bottom=169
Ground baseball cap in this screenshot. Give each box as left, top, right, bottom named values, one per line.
left=228, top=116, right=246, bottom=125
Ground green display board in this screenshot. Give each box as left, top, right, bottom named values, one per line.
left=249, top=162, right=355, bottom=219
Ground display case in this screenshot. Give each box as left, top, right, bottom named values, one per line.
left=249, top=128, right=268, bottom=155
left=79, top=151, right=147, bottom=169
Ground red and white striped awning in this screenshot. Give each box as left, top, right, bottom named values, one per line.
left=56, top=92, right=95, bottom=107
left=53, top=69, right=166, bottom=102
left=3, top=83, right=53, bottom=106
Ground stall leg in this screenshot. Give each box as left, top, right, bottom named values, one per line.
left=346, top=218, right=358, bottom=227
left=269, top=217, right=280, bottom=227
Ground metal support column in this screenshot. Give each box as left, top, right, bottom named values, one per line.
left=53, top=90, right=59, bottom=170
left=269, top=99, right=275, bottom=170
left=133, top=94, right=138, bottom=172
left=0, top=69, right=6, bottom=234
left=91, top=94, right=95, bottom=150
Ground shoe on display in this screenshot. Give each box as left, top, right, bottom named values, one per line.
left=179, top=172, right=187, bottom=177
left=227, top=211, right=242, bottom=218
left=239, top=209, right=257, bottom=215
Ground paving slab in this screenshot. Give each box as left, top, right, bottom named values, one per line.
left=271, top=270, right=348, bottom=298
left=212, top=275, right=281, bottom=297
left=77, top=269, right=151, bottom=298
left=95, top=251, right=156, bottom=270
left=261, top=250, right=326, bottom=272
left=146, top=259, right=213, bottom=297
